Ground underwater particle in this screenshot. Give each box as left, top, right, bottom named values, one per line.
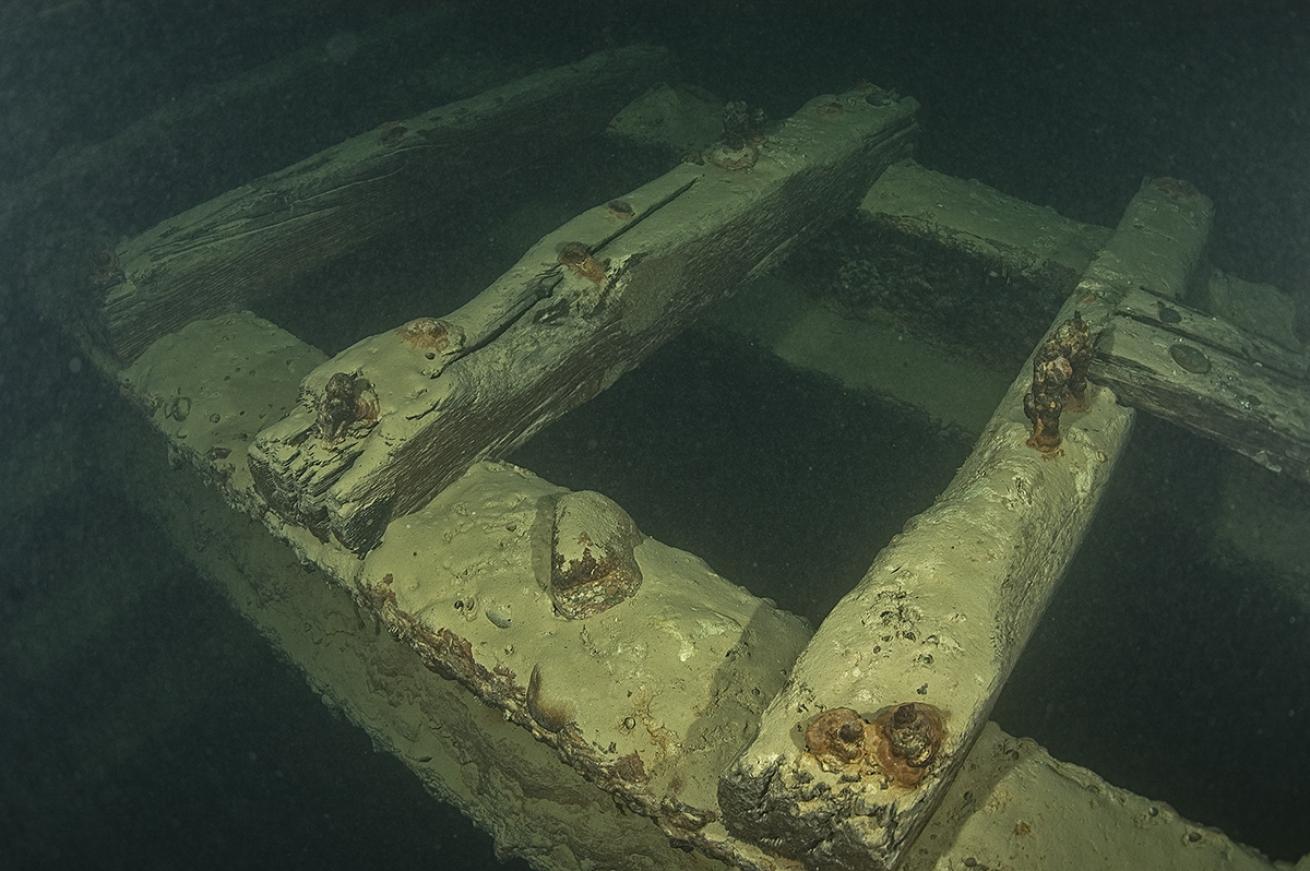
left=1169, top=343, right=1212, bottom=374
left=871, top=702, right=946, bottom=787
left=804, top=707, right=871, bottom=772
left=546, top=490, right=644, bottom=619
left=315, top=371, right=380, bottom=442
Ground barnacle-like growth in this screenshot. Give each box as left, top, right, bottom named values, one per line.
left=315, top=371, right=379, bottom=442
left=546, top=490, right=643, bottom=619
left=557, top=241, right=608, bottom=285
left=721, top=100, right=766, bottom=149
left=871, top=702, right=945, bottom=787
left=1023, top=311, right=1092, bottom=452
left=89, top=247, right=124, bottom=289
left=804, top=707, right=872, bottom=772
left=706, top=100, right=766, bottom=170
left=395, top=317, right=465, bottom=357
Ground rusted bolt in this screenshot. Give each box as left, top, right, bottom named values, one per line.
left=803, top=707, right=871, bottom=770
left=872, top=702, right=946, bottom=787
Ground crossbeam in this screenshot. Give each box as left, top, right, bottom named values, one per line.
left=248, top=87, right=919, bottom=553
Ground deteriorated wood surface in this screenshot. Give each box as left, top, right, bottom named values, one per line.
left=86, top=45, right=670, bottom=360
left=716, top=177, right=1220, bottom=870
left=1091, top=290, right=1310, bottom=485
left=249, top=86, right=920, bottom=553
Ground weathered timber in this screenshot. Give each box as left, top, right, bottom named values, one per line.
left=2, top=4, right=541, bottom=260
left=795, top=163, right=1282, bottom=368
left=716, top=177, right=1216, bottom=871
left=113, top=310, right=811, bottom=870
left=248, top=86, right=920, bottom=553
left=94, top=308, right=1278, bottom=871
left=84, top=45, right=670, bottom=361
left=1091, top=289, right=1310, bottom=485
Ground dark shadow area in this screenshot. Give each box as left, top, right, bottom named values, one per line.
left=995, top=415, right=1310, bottom=859
left=0, top=481, right=529, bottom=871
left=512, top=329, right=971, bottom=627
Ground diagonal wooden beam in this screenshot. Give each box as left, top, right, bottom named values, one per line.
left=715, top=177, right=1214, bottom=870
left=84, top=45, right=670, bottom=361
left=248, top=87, right=920, bottom=552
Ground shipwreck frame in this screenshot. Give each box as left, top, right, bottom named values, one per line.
left=10, top=20, right=1309, bottom=871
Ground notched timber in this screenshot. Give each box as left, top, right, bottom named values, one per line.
left=1091, top=299, right=1310, bottom=485
left=84, top=45, right=671, bottom=361
left=249, top=87, right=920, bottom=552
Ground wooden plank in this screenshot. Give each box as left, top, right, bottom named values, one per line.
left=1091, top=293, right=1310, bottom=485
left=716, top=177, right=1217, bottom=870
left=248, top=86, right=920, bottom=553
left=83, top=45, right=670, bottom=361
left=3, top=5, right=526, bottom=257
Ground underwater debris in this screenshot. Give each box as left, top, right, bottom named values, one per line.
left=315, top=371, right=379, bottom=442
left=1023, top=311, right=1092, bottom=452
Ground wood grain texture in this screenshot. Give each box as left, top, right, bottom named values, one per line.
left=86, top=45, right=670, bottom=360
left=248, top=87, right=920, bottom=553
left=1092, top=292, right=1310, bottom=484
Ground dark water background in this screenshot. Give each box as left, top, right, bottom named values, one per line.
left=2, top=1, right=1308, bottom=868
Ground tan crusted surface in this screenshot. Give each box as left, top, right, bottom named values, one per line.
left=119, top=310, right=810, bottom=865
left=107, top=309, right=1291, bottom=869
left=861, top=161, right=1110, bottom=279
left=101, top=399, right=730, bottom=871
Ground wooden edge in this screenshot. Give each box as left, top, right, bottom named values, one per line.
left=716, top=176, right=1218, bottom=869
left=249, top=85, right=921, bottom=553
left=86, top=44, right=671, bottom=361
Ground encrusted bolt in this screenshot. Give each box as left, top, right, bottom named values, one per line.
left=1024, top=311, right=1092, bottom=453
left=873, top=702, right=946, bottom=787
left=316, top=371, right=379, bottom=442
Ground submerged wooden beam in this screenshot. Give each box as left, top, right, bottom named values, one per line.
left=84, top=45, right=670, bottom=361
left=248, top=86, right=920, bottom=553
left=716, top=177, right=1215, bottom=870
left=1091, top=287, right=1310, bottom=485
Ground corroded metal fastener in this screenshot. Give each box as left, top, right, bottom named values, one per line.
left=1024, top=311, right=1092, bottom=453
left=315, top=371, right=379, bottom=442
left=802, top=702, right=946, bottom=787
